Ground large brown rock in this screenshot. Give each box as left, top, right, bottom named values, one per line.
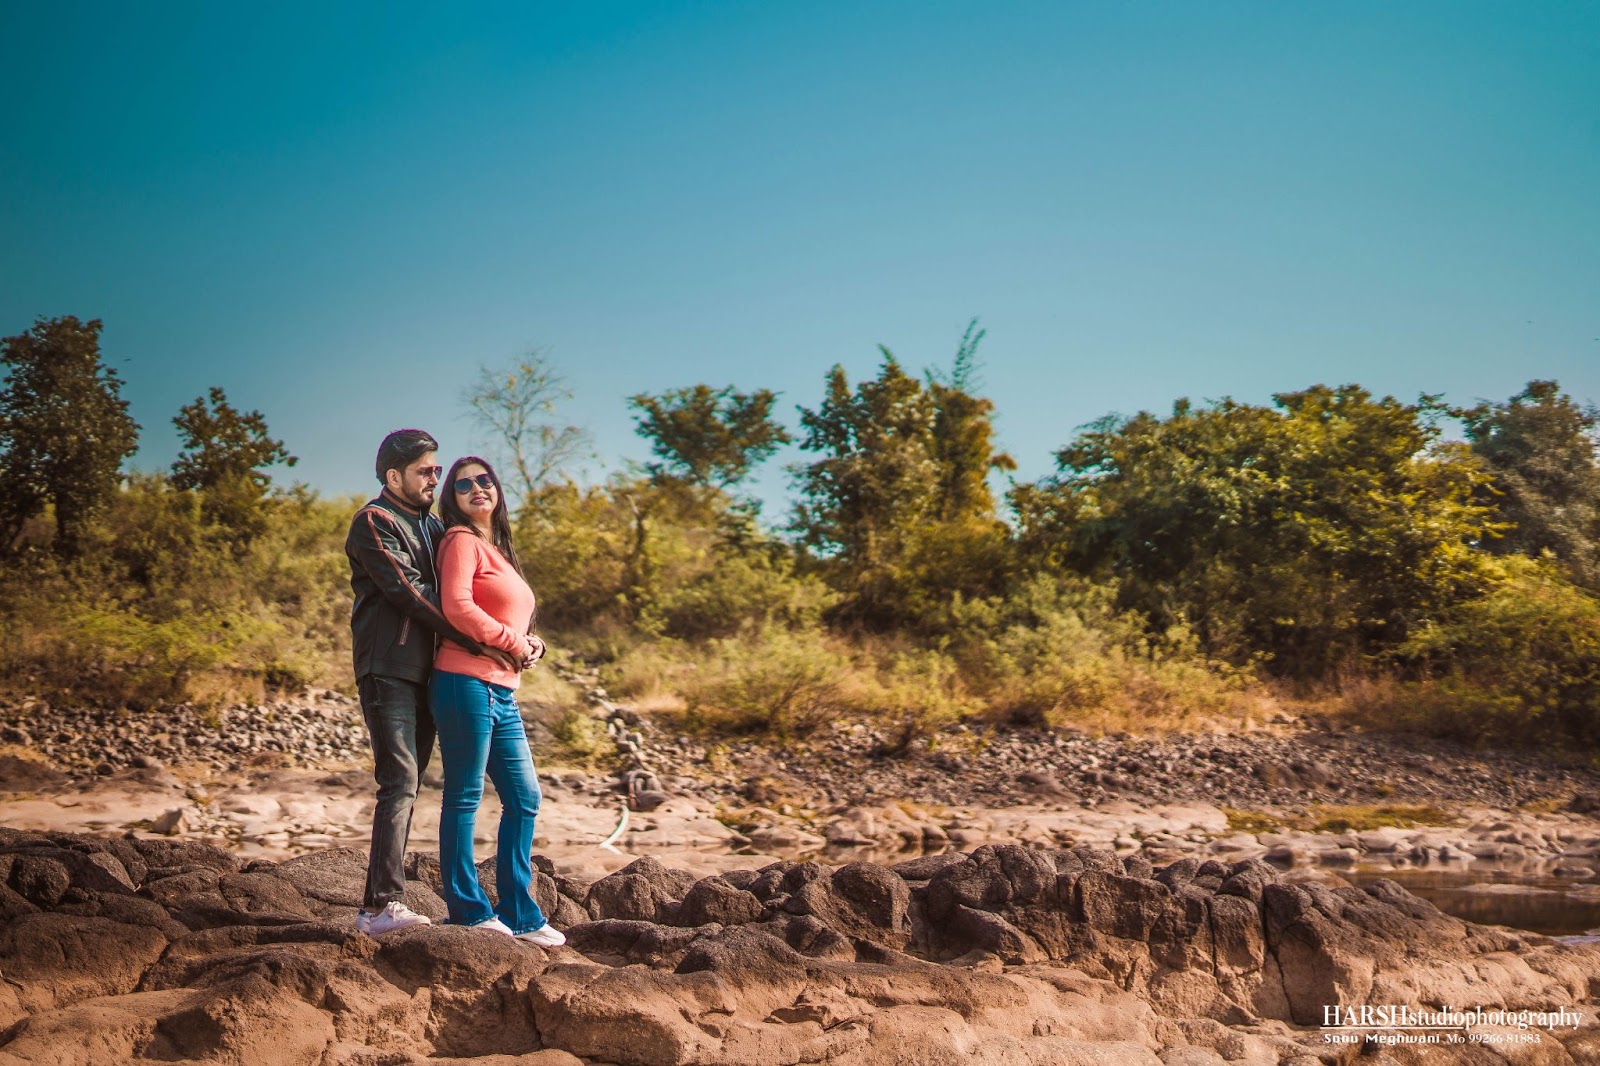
left=585, top=855, right=697, bottom=922
left=126, top=836, right=241, bottom=875
left=54, top=888, right=188, bottom=939
left=3, top=845, right=137, bottom=896
left=779, top=861, right=912, bottom=952
left=565, top=919, right=707, bottom=967
left=0, top=978, right=336, bottom=1066
left=923, top=844, right=1074, bottom=962
left=145, top=869, right=321, bottom=929
left=670, top=875, right=767, bottom=928
left=274, top=845, right=446, bottom=921
left=374, top=923, right=547, bottom=1058
left=0, top=913, right=169, bottom=1018
left=4, top=824, right=1600, bottom=1064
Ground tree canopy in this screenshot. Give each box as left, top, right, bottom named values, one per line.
left=172, top=386, right=297, bottom=545
left=0, top=316, right=140, bottom=558
left=462, top=353, right=591, bottom=506
left=629, top=384, right=790, bottom=491
left=792, top=323, right=1015, bottom=627
left=1462, top=380, right=1600, bottom=588
left=1016, top=385, right=1498, bottom=675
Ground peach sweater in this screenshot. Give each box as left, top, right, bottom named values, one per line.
left=434, top=526, right=535, bottom=690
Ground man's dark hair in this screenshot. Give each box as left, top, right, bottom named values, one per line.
left=375, top=429, right=439, bottom=482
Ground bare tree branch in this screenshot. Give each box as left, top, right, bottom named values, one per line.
left=461, top=352, right=592, bottom=507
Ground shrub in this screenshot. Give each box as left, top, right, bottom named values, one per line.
left=603, top=624, right=975, bottom=742
left=946, top=574, right=1259, bottom=732
left=0, top=478, right=352, bottom=708
left=657, top=548, right=836, bottom=639
left=1367, top=555, right=1600, bottom=746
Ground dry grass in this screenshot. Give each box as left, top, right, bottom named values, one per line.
left=1224, top=803, right=1457, bottom=836
left=1223, top=808, right=1282, bottom=834
left=1300, top=804, right=1456, bottom=833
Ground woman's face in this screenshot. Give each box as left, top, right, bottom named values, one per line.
left=452, top=463, right=497, bottom=524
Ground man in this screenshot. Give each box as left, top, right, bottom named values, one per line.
left=346, top=429, right=516, bottom=935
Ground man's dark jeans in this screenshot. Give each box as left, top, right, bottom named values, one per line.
left=358, top=673, right=436, bottom=910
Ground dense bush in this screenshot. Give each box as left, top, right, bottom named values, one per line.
left=945, top=575, right=1260, bottom=733
left=0, top=477, right=352, bottom=708
left=1359, top=556, right=1600, bottom=746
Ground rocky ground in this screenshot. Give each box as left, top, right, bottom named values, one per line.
left=5, top=664, right=1598, bottom=818
left=3, top=826, right=1598, bottom=1065
left=638, top=712, right=1600, bottom=818
left=4, top=673, right=1600, bottom=1063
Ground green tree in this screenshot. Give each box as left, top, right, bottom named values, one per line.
left=0, top=316, right=140, bottom=558
left=1461, top=380, right=1600, bottom=588
left=925, top=319, right=1017, bottom=521
left=1019, top=385, right=1498, bottom=675
left=629, top=384, right=790, bottom=491
left=793, top=355, right=938, bottom=605
left=792, top=324, right=1014, bottom=627
left=171, top=386, right=298, bottom=546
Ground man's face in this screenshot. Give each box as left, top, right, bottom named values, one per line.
left=389, top=451, right=442, bottom=510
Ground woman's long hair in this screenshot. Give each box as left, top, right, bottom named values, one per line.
left=439, top=455, right=525, bottom=578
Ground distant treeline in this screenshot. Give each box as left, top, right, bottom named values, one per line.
left=3, top=315, right=1598, bottom=750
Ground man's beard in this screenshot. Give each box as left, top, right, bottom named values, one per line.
left=399, top=484, right=434, bottom=510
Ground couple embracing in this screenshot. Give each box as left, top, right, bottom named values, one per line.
left=343, top=428, right=564, bottom=947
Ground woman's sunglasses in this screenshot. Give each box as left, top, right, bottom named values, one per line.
left=452, top=474, right=496, bottom=494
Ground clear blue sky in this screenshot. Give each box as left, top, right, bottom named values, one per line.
left=3, top=1, right=1597, bottom=514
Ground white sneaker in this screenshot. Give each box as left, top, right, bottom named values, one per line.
left=470, top=917, right=515, bottom=937
left=516, top=923, right=566, bottom=947
left=357, top=901, right=432, bottom=936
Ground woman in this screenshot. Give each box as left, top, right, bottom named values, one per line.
left=430, top=455, right=564, bottom=946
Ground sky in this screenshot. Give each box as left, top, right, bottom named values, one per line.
left=2, top=1, right=1597, bottom=516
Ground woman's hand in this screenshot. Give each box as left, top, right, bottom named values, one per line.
left=522, top=634, right=547, bottom=669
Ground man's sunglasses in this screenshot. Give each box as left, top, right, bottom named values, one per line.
left=414, top=466, right=444, bottom=481
left=453, top=474, right=496, bottom=494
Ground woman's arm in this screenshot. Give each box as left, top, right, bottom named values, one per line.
left=437, top=531, right=532, bottom=656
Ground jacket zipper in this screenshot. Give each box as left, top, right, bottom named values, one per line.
left=399, top=617, right=411, bottom=646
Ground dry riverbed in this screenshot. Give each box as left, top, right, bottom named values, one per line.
left=2, top=680, right=1599, bottom=923
left=5, top=683, right=1600, bottom=1064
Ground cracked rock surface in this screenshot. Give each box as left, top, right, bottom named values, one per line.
left=2, top=826, right=1597, bottom=1065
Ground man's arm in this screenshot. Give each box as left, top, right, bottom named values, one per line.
left=349, top=507, right=493, bottom=655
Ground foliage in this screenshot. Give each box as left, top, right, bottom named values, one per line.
left=604, top=626, right=975, bottom=742
left=942, top=574, right=1259, bottom=732
left=1221, top=805, right=1455, bottom=834
left=791, top=322, right=1015, bottom=629
left=656, top=545, right=837, bottom=640
left=629, top=384, right=790, bottom=490
left=171, top=386, right=298, bottom=547
left=1017, top=385, right=1499, bottom=676
left=1380, top=555, right=1600, bottom=746
left=0, top=316, right=140, bottom=558
left=461, top=353, right=591, bottom=505
left=1301, top=805, right=1455, bottom=833
left=517, top=473, right=833, bottom=640
left=0, top=477, right=353, bottom=707
left=7, top=311, right=1600, bottom=753
left=925, top=319, right=1018, bottom=520
left=516, top=475, right=686, bottom=631
left=1462, top=379, right=1600, bottom=588
left=547, top=706, right=612, bottom=768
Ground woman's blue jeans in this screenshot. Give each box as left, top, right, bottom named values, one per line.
left=429, top=669, right=548, bottom=933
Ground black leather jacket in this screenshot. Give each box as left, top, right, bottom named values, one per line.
left=345, top=489, right=484, bottom=683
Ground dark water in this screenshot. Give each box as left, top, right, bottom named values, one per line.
left=1341, top=867, right=1600, bottom=938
